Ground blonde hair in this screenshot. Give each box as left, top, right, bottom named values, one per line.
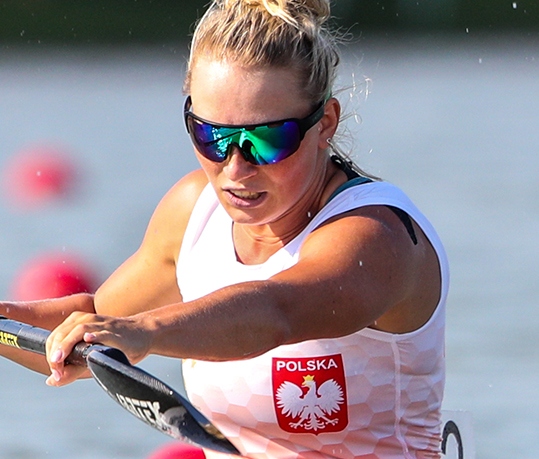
left=184, top=0, right=377, bottom=179
left=184, top=0, right=339, bottom=105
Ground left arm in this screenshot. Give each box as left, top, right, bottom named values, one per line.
left=143, top=206, right=422, bottom=359
left=46, top=205, right=440, bottom=383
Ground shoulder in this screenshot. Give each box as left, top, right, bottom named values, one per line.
left=299, top=196, right=443, bottom=333
left=93, top=170, right=209, bottom=315
left=306, top=180, right=433, bottom=279
left=161, top=168, right=209, bottom=209
left=140, top=169, right=209, bottom=260
left=304, top=204, right=418, bottom=265
left=152, top=169, right=208, bottom=220
left=305, top=180, right=411, bottom=251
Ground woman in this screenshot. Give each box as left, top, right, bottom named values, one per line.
left=0, top=0, right=449, bottom=457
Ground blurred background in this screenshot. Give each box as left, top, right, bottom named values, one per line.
left=1, top=0, right=538, bottom=44
left=0, top=1, right=538, bottom=458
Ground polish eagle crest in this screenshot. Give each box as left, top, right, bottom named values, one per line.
left=275, top=374, right=344, bottom=431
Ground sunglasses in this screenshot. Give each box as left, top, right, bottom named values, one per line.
left=183, top=96, right=325, bottom=166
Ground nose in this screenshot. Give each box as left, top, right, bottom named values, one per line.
left=223, top=145, right=258, bottom=181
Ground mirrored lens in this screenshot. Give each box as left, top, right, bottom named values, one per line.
left=187, top=117, right=237, bottom=162
left=239, top=122, right=300, bottom=164
left=187, top=116, right=301, bottom=165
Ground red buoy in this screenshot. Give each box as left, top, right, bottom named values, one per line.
left=2, top=144, right=78, bottom=209
left=146, top=443, right=206, bottom=459
left=11, top=252, right=97, bottom=301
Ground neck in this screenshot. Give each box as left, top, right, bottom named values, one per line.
left=233, top=157, right=345, bottom=265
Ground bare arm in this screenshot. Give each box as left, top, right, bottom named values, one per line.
left=46, top=204, right=441, bottom=383
left=1, top=169, right=208, bottom=377
left=139, top=206, right=438, bottom=360
left=42, top=170, right=207, bottom=384
left=0, top=293, right=95, bottom=374
left=95, top=171, right=207, bottom=316
left=94, top=169, right=207, bottom=316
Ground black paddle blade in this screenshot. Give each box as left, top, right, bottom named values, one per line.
left=86, top=349, right=240, bottom=455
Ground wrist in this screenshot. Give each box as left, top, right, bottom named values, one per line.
left=133, top=310, right=161, bottom=357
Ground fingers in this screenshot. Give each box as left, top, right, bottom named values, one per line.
left=83, top=332, right=97, bottom=343
left=46, top=364, right=89, bottom=387
left=45, top=311, right=105, bottom=386
left=44, top=311, right=149, bottom=386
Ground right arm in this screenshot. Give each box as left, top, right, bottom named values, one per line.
left=93, top=168, right=208, bottom=316
left=1, top=169, right=208, bottom=377
left=0, top=293, right=95, bottom=374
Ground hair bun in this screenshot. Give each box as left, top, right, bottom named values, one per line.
left=230, top=0, right=330, bottom=28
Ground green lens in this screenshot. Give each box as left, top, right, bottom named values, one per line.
left=238, top=122, right=301, bottom=164
left=187, top=115, right=302, bottom=165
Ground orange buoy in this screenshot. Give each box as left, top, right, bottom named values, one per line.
left=11, top=252, right=97, bottom=301
left=146, top=443, right=206, bottom=459
left=1, top=144, right=78, bottom=209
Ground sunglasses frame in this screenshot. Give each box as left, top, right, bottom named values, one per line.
left=183, top=96, right=326, bottom=165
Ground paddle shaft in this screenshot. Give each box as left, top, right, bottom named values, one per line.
left=0, top=316, right=127, bottom=366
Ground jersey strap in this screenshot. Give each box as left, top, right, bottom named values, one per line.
left=327, top=156, right=418, bottom=245
left=326, top=176, right=372, bottom=203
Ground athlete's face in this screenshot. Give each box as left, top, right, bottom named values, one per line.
left=188, top=58, right=335, bottom=230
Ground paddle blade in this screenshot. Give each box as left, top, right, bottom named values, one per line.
left=86, top=350, right=240, bottom=455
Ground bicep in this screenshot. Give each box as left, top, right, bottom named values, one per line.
left=269, top=207, right=417, bottom=341
left=94, top=249, right=182, bottom=316
left=95, top=170, right=208, bottom=317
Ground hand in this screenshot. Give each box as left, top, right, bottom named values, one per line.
left=45, top=311, right=150, bottom=387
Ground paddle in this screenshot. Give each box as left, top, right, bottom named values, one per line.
left=0, top=316, right=240, bottom=455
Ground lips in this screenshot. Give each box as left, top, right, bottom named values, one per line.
left=224, top=188, right=266, bottom=207
left=229, top=189, right=263, bottom=200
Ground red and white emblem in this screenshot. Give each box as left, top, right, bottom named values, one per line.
left=272, top=354, right=348, bottom=434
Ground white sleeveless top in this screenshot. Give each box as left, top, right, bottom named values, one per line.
left=177, top=181, right=449, bottom=459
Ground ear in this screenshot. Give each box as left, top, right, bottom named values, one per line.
left=317, top=97, right=340, bottom=149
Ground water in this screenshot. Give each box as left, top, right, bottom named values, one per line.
left=1, top=35, right=538, bottom=458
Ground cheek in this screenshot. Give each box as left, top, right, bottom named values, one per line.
left=196, top=152, right=221, bottom=179
left=272, top=161, right=310, bottom=188
left=268, top=142, right=322, bottom=195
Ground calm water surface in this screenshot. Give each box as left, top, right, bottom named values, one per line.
left=0, top=36, right=538, bottom=458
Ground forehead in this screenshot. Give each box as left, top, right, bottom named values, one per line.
left=189, top=58, right=310, bottom=124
